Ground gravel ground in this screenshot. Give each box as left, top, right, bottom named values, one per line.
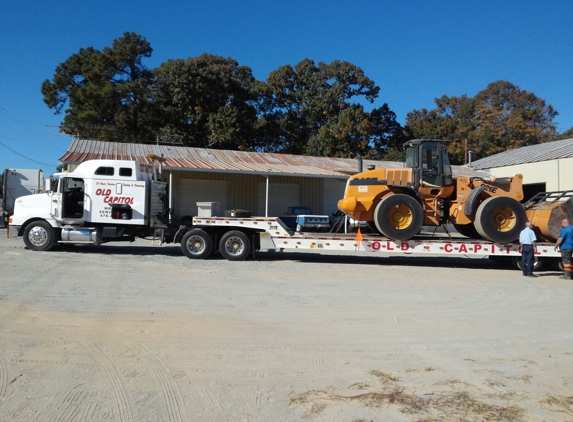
left=0, top=228, right=572, bottom=421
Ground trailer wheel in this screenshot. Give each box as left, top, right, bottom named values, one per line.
left=474, top=196, right=526, bottom=243
left=219, top=230, right=251, bottom=261
left=454, top=223, right=481, bottom=239
left=511, top=256, right=544, bottom=272
left=181, top=229, right=213, bottom=259
left=23, top=220, right=56, bottom=251
left=374, top=194, right=423, bottom=240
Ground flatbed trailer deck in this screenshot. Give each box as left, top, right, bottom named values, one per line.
left=186, top=216, right=561, bottom=269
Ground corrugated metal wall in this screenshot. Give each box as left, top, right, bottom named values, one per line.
left=487, top=159, right=573, bottom=191
left=170, top=171, right=327, bottom=216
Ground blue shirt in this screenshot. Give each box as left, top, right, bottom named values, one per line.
left=519, top=227, right=537, bottom=245
left=559, top=225, right=573, bottom=250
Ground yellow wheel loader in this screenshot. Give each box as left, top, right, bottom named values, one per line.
left=338, top=139, right=527, bottom=242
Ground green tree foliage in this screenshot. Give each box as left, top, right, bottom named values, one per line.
left=559, top=127, right=573, bottom=139
left=41, top=35, right=404, bottom=157
left=255, top=59, right=403, bottom=158
left=153, top=54, right=258, bottom=149
left=41, top=32, right=156, bottom=142
left=405, top=81, right=559, bottom=164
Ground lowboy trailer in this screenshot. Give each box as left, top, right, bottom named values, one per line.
left=184, top=216, right=561, bottom=270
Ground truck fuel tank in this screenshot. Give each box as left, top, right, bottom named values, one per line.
left=60, top=227, right=102, bottom=244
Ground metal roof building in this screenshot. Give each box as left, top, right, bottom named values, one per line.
left=468, top=137, right=573, bottom=193
left=59, top=139, right=403, bottom=178
left=59, top=139, right=488, bottom=178
left=58, top=139, right=490, bottom=220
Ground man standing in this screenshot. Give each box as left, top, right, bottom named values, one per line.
left=554, top=219, right=573, bottom=280
left=519, top=222, right=537, bottom=277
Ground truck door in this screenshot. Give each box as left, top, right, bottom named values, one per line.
left=50, top=177, right=85, bottom=220
left=61, top=177, right=85, bottom=219
left=49, top=177, right=63, bottom=220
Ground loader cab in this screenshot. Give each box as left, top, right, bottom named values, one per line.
left=404, top=139, right=453, bottom=189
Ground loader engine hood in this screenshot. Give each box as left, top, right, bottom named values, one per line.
left=338, top=167, right=414, bottom=218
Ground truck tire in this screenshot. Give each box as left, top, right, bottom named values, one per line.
left=23, top=220, right=56, bottom=251
left=219, top=230, right=251, bottom=261
left=474, top=196, right=526, bottom=243
left=374, top=194, right=423, bottom=240
left=454, top=223, right=481, bottom=239
left=181, top=229, right=213, bottom=259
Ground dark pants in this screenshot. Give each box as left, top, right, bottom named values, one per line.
left=561, top=249, right=572, bottom=278
left=521, top=245, right=534, bottom=275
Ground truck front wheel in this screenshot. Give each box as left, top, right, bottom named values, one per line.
left=219, top=230, right=251, bottom=261
left=181, top=229, right=213, bottom=259
left=23, top=221, right=56, bottom=251
left=374, top=194, right=423, bottom=240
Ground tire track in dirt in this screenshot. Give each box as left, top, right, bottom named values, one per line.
left=81, top=341, right=134, bottom=422
left=53, top=390, right=103, bottom=422
left=127, top=343, right=189, bottom=422
left=0, top=354, right=7, bottom=398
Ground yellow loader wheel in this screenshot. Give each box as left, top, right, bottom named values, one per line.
left=374, top=194, right=423, bottom=240
left=474, top=196, right=526, bottom=243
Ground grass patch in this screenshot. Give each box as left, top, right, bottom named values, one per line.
left=291, top=371, right=526, bottom=421
left=541, top=395, right=573, bottom=415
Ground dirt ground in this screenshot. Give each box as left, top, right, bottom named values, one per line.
left=0, top=228, right=572, bottom=421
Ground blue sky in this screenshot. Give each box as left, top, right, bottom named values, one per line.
left=1, top=0, right=571, bottom=173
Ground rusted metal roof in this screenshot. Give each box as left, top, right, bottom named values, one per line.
left=59, top=139, right=404, bottom=177
left=59, top=139, right=487, bottom=178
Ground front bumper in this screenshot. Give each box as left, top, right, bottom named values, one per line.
left=8, top=225, right=21, bottom=238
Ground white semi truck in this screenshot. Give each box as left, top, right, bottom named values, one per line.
left=1, top=168, right=45, bottom=227
left=7, top=158, right=561, bottom=270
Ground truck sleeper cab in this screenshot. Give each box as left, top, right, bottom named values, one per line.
left=9, top=160, right=169, bottom=251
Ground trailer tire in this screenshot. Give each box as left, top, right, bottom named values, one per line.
left=219, top=230, right=251, bottom=261
left=23, top=220, right=56, bottom=251
left=474, top=196, right=526, bottom=243
left=374, top=194, right=423, bottom=240
left=511, top=256, right=544, bottom=272
left=181, top=229, right=213, bottom=259
left=454, top=223, right=481, bottom=239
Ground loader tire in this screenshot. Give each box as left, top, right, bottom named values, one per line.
left=181, top=229, right=213, bottom=259
left=474, top=196, right=526, bottom=243
left=374, top=194, right=423, bottom=240
left=367, top=222, right=382, bottom=235
left=454, top=223, right=481, bottom=239
left=23, top=220, right=57, bottom=251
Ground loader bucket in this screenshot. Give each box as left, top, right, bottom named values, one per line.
left=524, top=191, right=573, bottom=241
